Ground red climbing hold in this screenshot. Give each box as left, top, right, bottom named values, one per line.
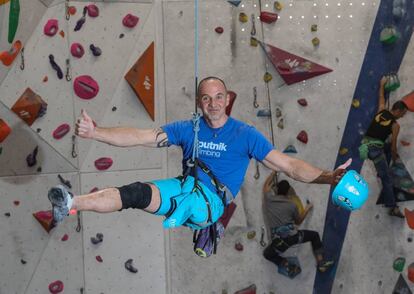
left=44, top=19, right=59, bottom=37
left=297, top=98, right=308, bottom=106
left=94, top=157, right=113, bottom=170
left=13, top=200, right=20, bottom=206
left=52, top=124, right=70, bottom=140
left=89, top=187, right=99, bottom=193
left=0, top=119, right=12, bottom=143
left=235, top=284, right=256, bottom=294
left=402, top=91, right=414, bottom=112
left=408, top=263, right=414, bottom=283
left=48, top=280, right=64, bottom=294
left=61, top=234, right=69, bottom=241
left=123, top=14, right=139, bottom=28
left=68, top=6, right=76, bottom=15
left=401, top=140, right=411, bottom=146
left=225, top=91, right=237, bottom=116
left=260, top=11, right=278, bottom=24
left=235, top=242, right=244, bottom=251
left=404, top=208, right=414, bottom=230
left=297, top=131, right=308, bottom=144
left=33, top=210, right=55, bottom=233
left=96, top=255, right=103, bottom=263
left=215, top=26, right=224, bottom=34
left=73, top=75, right=99, bottom=100
left=87, top=4, right=99, bottom=17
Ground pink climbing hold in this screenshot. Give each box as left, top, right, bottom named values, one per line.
left=73, top=75, right=99, bottom=100
left=123, top=14, right=139, bottom=28
left=70, top=43, right=84, bottom=58
left=53, top=123, right=70, bottom=139
left=297, top=98, right=308, bottom=106
left=44, top=19, right=59, bottom=36
left=94, top=157, right=113, bottom=170
left=48, top=280, right=64, bottom=294
left=89, top=187, right=99, bottom=193
left=215, top=27, right=224, bottom=34
left=235, top=242, right=244, bottom=251
left=96, top=255, right=103, bottom=263
left=87, top=4, right=99, bottom=17
left=61, top=234, right=69, bottom=241
left=297, top=131, right=308, bottom=144
left=260, top=11, right=278, bottom=24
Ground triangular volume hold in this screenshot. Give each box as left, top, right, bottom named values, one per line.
left=125, top=42, right=155, bottom=121
left=392, top=274, right=413, bottom=294
left=260, top=42, right=332, bottom=85
left=228, top=0, right=242, bottom=7
left=33, top=210, right=55, bottom=233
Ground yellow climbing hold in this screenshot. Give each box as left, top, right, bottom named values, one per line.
left=239, top=12, right=248, bottom=23
left=312, top=37, right=320, bottom=46
left=250, top=36, right=258, bottom=47
left=274, top=1, right=283, bottom=11
left=339, top=147, right=348, bottom=155
left=311, top=24, right=318, bottom=32
left=264, top=72, right=272, bottom=83
left=352, top=99, right=360, bottom=108
left=247, top=231, right=256, bottom=239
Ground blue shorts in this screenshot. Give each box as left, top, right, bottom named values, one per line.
left=149, top=176, right=225, bottom=230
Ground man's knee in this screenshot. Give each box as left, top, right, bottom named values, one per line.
left=117, top=181, right=152, bottom=210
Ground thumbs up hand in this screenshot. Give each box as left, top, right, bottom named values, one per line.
left=75, top=109, right=96, bottom=139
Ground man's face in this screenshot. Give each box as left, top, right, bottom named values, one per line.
left=197, top=79, right=230, bottom=121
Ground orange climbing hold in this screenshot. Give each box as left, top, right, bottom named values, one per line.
left=0, top=40, right=22, bottom=66
left=59, top=30, right=65, bottom=38
left=33, top=210, right=55, bottom=233
left=402, top=91, right=414, bottom=112
left=0, top=119, right=12, bottom=143
left=404, top=208, right=414, bottom=230
left=11, top=88, right=47, bottom=126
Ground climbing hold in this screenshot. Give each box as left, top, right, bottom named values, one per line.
left=119, top=33, right=125, bottom=39
left=275, top=107, right=282, bottom=118
left=87, top=4, right=99, bottom=17
left=89, top=44, right=102, bottom=57
left=37, top=167, right=42, bottom=172
left=311, top=24, right=318, bottom=32
left=234, top=284, right=256, bottom=294
left=393, top=274, right=412, bottom=294
left=124, top=258, right=138, bottom=273
left=227, top=0, right=241, bottom=6
left=59, top=30, right=64, bottom=38
left=247, top=230, right=256, bottom=240
left=13, top=200, right=20, bottom=206
left=408, top=237, right=413, bottom=243
left=52, top=124, right=70, bottom=140
left=408, top=263, right=414, bottom=283
left=43, top=76, right=48, bottom=82
left=26, top=146, right=38, bottom=167
left=263, top=72, right=272, bottom=83
left=68, top=6, right=76, bottom=15
left=48, top=280, right=64, bottom=294
left=48, top=54, right=63, bottom=79
left=296, top=131, right=308, bottom=144
left=112, top=106, right=117, bottom=112
left=380, top=26, right=399, bottom=44
left=401, top=140, right=410, bottom=146
left=58, top=174, right=72, bottom=189
left=11, top=88, right=47, bottom=126
left=20, top=259, right=26, bottom=264
left=73, top=75, right=99, bottom=99
left=402, top=91, right=414, bottom=112
left=8, top=0, right=20, bottom=43
left=312, top=37, right=320, bottom=46
left=235, top=242, right=244, bottom=251
left=257, top=109, right=271, bottom=117
left=225, top=91, right=237, bottom=116
left=43, top=19, right=59, bottom=36
left=95, top=255, right=103, bottom=263
left=405, top=208, right=414, bottom=230
left=89, top=187, right=99, bottom=193
left=250, top=37, right=258, bottom=47
left=74, top=7, right=87, bottom=31
left=339, top=147, right=348, bottom=155
left=0, top=39, right=22, bottom=66
left=5, top=212, right=11, bottom=217
left=123, top=14, right=139, bottom=28
left=393, top=257, right=406, bottom=272
left=283, top=145, right=297, bottom=154
left=239, top=12, right=248, bottom=23
left=277, top=118, right=284, bottom=129
left=215, top=26, right=224, bottom=34
left=0, top=119, right=12, bottom=143
left=33, top=210, right=55, bottom=233
left=61, top=234, right=69, bottom=241
left=352, top=99, right=360, bottom=108
left=94, top=157, right=113, bottom=170
left=384, top=73, right=400, bottom=92
left=274, top=1, right=283, bottom=11
left=90, top=233, right=104, bottom=244
left=297, top=98, right=308, bottom=106
left=70, top=43, right=84, bottom=58
left=260, top=11, right=278, bottom=24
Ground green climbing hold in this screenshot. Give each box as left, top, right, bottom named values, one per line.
left=384, top=74, right=400, bottom=92
left=380, top=26, right=399, bottom=45
left=8, top=0, right=20, bottom=43
left=393, top=257, right=406, bottom=272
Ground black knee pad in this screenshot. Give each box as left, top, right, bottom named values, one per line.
left=117, top=181, right=152, bottom=210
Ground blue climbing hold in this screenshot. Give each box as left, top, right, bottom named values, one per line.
left=283, top=145, right=297, bottom=154
left=228, top=0, right=242, bottom=7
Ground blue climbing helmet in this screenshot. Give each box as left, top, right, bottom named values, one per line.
left=332, top=170, right=369, bottom=211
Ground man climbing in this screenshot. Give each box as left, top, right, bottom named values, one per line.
left=360, top=76, right=408, bottom=218
left=48, top=76, right=350, bottom=233
left=262, top=171, right=334, bottom=275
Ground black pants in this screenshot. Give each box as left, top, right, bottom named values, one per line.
left=263, top=230, right=323, bottom=266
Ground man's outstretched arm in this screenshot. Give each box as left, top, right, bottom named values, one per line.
left=75, top=109, right=168, bottom=148
left=262, top=150, right=351, bottom=185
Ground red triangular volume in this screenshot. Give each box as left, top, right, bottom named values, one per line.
left=125, top=42, right=155, bottom=121
left=234, top=284, right=256, bottom=294
left=33, top=210, right=55, bottom=233
left=261, top=42, right=332, bottom=85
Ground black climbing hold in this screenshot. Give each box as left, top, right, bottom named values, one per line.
left=90, top=44, right=102, bottom=57
left=91, top=232, right=104, bottom=244
left=36, top=128, right=41, bottom=133
left=112, top=106, right=117, bottom=112
left=74, top=7, right=87, bottom=32
left=124, top=258, right=138, bottom=273
left=375, top=214, right=380, bottom=219
left=58, top=174, right=72, bottom=189
left=119, top=33, right=124, bottom=39
left=37, top=166, right=42, bottom=172
left=378, top=280, right=382, bottom=286
left=408, top=237, right=412, bottom=243
left=5, top=212, right=11, bottom=217
left=21, top=259, right=27, bottom=264
left=49, top=55, right=63, bottom=79
left=26, top=146, right=38, bottom=167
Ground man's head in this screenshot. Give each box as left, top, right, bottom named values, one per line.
left=391, top=100, right=408, bottom=119
left=275, top=180, right=291, bottom=196
left=197, top=77, right=230, bottom=122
